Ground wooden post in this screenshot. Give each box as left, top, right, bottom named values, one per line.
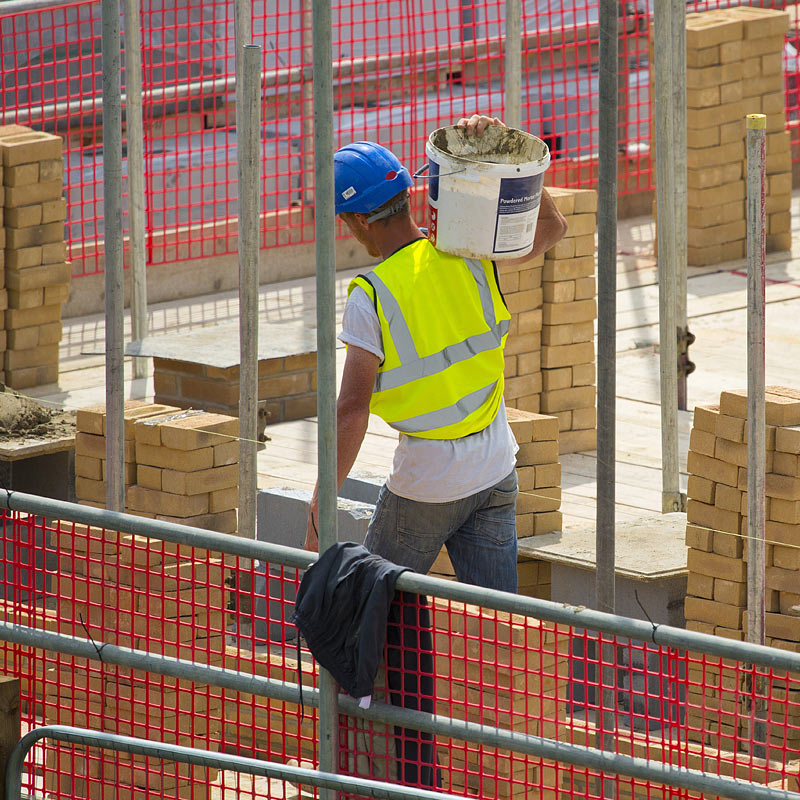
left=0, top=676, right=20, bottom=800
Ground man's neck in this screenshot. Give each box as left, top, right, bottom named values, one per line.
left=376, top=219, right=425, bottom=260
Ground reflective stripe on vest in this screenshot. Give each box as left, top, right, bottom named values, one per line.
left=371, top=258, right=508, bottom=394
left=388, top=380, right=499, bottom=434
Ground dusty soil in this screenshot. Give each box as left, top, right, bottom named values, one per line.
left=0, top=392, right=76, bottom=442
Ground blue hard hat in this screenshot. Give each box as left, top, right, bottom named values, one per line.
left=334, top=141, right=413, bottom=215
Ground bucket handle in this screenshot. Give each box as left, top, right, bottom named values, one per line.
left=412, top=162, right=467, bottom=179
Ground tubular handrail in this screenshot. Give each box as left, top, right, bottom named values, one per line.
left=5, top=718, right=800, bottom=800
left=1, top=488, right=799, bottom=673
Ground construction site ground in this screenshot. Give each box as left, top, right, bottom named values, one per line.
left=30, top=192, right=800, bottom=533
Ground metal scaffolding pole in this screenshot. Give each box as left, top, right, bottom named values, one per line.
left=237, top=45, right=262, bottom=542
left=122, top=0, right=148, bottom=380
left=234, top=0, right=252, bottom=141
left=504, top=0, right=521, bottom=130
left=653, top=0, right=683, bottom=514
left=596, top=1, right=617, bottom=796
left=673, top=0, right=689, bottom=411
left=595, top=0, right=618, bottom=618
left=101, top=0, right=125, bottom=512
left=746, top=112, right=767, bottom=756
left=311, top=0, right=339, bottom=791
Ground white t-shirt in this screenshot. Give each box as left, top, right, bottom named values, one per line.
left=339, top=285, right=518, bottom=503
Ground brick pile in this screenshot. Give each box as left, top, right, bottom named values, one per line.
left=129, top=409, right=239, bottom=533
left=75, top=402, right=239, bottom=535
left=75, top=400, right=179, bottom=506
left=684, top=386, right=800, bottom=752
left=508, top=407, right=562, bottom=539
left=497, top=250, right=545, bottom=415
left=539, top=187, right=597, bottom=454
left=498, top=187, right=598, bottom=456
left=675, top=6, right=791, bottom=266
left=34, top=521, right=226, bottom=800
left=0, top=125, right=70, bottom=388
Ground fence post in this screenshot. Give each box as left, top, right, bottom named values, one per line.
left=596, top=1, right=618, bottom=797
left=504, top=0, right=521, bottom=130
left=238, top=44, right=262, bottom=544
left=745, top=112, right=767, bottom=757
left=101, top=0, right=125, bottom=513
left=311, top=0, right=340, bottom=790
left=122, top=0, right=148, bottom=380
left=653, top=0, right=683, bottom=514
left=673, top=0, right=689, bottom=411
left=0, top=676, right=19, bottom=800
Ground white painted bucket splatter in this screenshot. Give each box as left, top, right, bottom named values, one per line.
left=425, top=125, right=550, bottom=260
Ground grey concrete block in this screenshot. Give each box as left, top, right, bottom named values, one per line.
left=257, top=486, right=375, bottom=549
left=339, top=470, right=384, bottom=505
left=254, top=486, right=376, bottom=644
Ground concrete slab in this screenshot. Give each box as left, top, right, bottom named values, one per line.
left=517, top=512, right=687, bottom=582
left=126, top=319, right=317, bottom=369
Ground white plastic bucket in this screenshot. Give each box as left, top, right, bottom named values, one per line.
left=425, top=125, right=550, bottom=260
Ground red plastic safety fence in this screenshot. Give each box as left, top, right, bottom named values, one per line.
left=5, top=0, right=796, bottom=279
left=0, top=507, right=799, bottom=800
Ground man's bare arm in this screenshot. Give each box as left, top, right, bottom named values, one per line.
left=304, top=345, right=380, bottom=552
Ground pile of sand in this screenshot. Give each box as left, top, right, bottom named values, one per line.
left=0, top=392, right=75, bottom=442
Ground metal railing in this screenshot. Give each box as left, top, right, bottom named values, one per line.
left=1, top=488, right=800, bottom=800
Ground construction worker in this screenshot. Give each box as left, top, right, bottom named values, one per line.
left=304, top=114, right=568, bottom=592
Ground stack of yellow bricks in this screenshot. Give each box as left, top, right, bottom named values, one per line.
left=497, top=186, right=598, bottom=455
left=127, top=408, right=239, bottom=534
left=684, top=386, right=800, bottom=753
left=682, top=6, right=792, bottom=266
left=508, top=407, right=562, bottom=539
left=75, top=401, right=240, bottom=534
left=0, top=125, right=70, bottom=388
left=497, top=249, right=544, bottom=416
left=75, top=400, right=178, bottom=506
left=540, top=187, right=597, bottom=454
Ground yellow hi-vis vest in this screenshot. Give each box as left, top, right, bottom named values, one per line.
left=348, top=238, right=511, bottom=439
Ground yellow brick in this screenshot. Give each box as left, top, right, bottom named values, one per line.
left=688, top=474, right=716, bottom=505
left=540, top=342, right=594, bottom=369
left=541, top=321, right=594, bottom=347
left=209, top=486, right=238, bottom=513
left=5, top=262, right=72, bottom=291
left=516, top=440, right=559, bottom=466
left=126, top=485, right=209, bottom=518
left=517, top=486, right=561, bottom=514
left=135, top=442, right=214, bottom=472
left=161, top=464, right=238, bottom=496
left=75, top=455, right=102, bottom=481
left=0, top=130, right=62, bottom=166
left=137, top=464, right=162, bottom=491
left=686, top=63, right=742, bottom=90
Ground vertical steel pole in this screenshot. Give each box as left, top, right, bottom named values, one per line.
left=504, top=0, right=521, bottom=130
left=238, top=45, right=262, bottom=542
left=746, top=112, right=767, bottom=757
left=673, top=0, right=689, bottom=412
left=311, top=0, right=339, bottom=788
left=653, top=0, right=682, bottom=513
left=122, top=0, right=148, bottom=380
left=301, top=0, right=315, bottom=204
left=596, top=1, right=617, bottom=797
left=234, top=0, right=252, bottom=143
left=102, top=0, right=125, bottom=512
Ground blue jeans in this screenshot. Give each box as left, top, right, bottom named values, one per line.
left=363, top=470, right=518, bottom=592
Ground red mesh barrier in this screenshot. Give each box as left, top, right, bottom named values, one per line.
left=5, top=1, right=797, bottom=280
left=1, top=507, right=799, bottom=799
